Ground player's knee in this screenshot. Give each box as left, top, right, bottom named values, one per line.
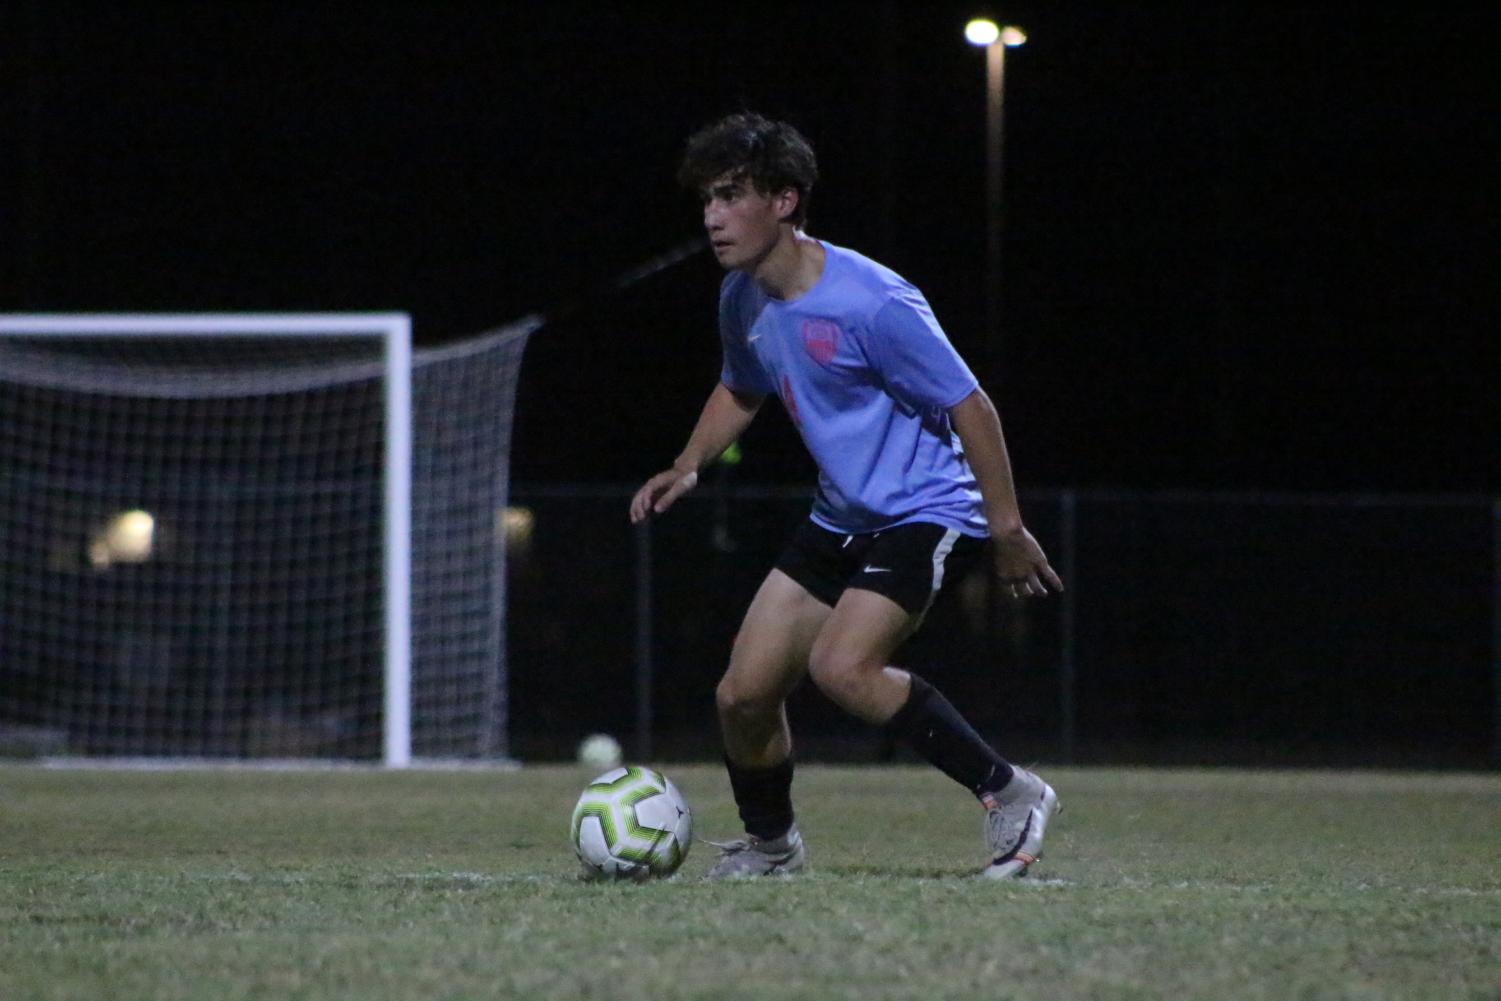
left=807, top=643, right=875, bottom=708
left=715, top=673, right=778, bottom=723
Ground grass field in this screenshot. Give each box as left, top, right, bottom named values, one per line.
left=3, top=763, right=1500, bottom=1001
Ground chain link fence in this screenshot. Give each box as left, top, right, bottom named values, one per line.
left=508, top=485, right=1499, bottom=769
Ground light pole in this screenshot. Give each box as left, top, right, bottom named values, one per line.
left=964, top=18, right=1026, bottom=383
left=966, top=18, right=1058, bottom=756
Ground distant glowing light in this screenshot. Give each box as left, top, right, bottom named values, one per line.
left=965, top=19, right=1000, bottom=46
left=1001, top=26, right=1027, bottom=47
left=91, top=509, right=155, bottom=567
left=499, top=506, right=534, bottom=547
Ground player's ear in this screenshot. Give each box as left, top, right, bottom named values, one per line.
left=774, top=187, right=800, bottom=223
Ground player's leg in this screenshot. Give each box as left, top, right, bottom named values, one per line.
left=707, top=567, right=831, bottom=878
left=806, top=523, right=1060, bottom=878
left=803, top=587, right=914, bottom=722
left=808, top=576, right=1027, bottom=797
left=716, top=566, right=829, bottom=772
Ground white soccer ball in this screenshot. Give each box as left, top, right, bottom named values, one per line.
left=576, top=732, right=622, bottom=771
left=570, top=765, right=692, bottom=881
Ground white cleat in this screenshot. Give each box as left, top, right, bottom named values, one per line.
left=705, top=827, right=806, bottom=880
left=981, top=772, right=1060, bottom=880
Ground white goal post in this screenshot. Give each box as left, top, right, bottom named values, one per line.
left=0, top=312, right=527, bottom=767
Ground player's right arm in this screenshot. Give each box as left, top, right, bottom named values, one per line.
left=629, top=381, right=763, bottom=523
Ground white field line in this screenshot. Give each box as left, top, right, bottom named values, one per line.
left=35, top=757, right=521, bottom=772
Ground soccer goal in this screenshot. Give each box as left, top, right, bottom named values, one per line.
left=0, top=313, right=535, bottom=766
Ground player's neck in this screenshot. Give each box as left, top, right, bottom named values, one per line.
left=751, top=229, right=824, bottom=302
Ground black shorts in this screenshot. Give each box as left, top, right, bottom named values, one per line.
left=773, top=519, right=987, bottom=616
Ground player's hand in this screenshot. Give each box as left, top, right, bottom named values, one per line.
left=629, top=467, right=699, bottom=523
left=991, top=525, right=1064, bottom=598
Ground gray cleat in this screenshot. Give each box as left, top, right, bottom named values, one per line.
left=981, top=770, right=1060, bottom=880
left=705, top=826, right=806, bottom=879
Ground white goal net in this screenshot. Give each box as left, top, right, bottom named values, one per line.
left=0, top=313, right=535, bottom=765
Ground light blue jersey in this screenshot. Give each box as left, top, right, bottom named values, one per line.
left=719, top=241, right=988, bottom=537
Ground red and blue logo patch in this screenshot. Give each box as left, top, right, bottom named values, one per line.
left=800, top=318, right=841, bottom=367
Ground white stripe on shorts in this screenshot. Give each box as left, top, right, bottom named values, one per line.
left=929, top=527, right=961, bottom=593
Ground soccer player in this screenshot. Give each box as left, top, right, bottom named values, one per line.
left=630, top=112, right=1063, bottom=880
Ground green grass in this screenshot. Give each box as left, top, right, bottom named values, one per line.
left=3, top=764, right=1500, bottom=1000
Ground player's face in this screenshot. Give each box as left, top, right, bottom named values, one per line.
left=701, top=173, right=791, bottom=271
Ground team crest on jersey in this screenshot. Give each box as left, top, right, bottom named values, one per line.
left=801, top=318, right=841, bottom=367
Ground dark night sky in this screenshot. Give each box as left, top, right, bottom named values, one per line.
left=3, top=1, right=1495, bottom=493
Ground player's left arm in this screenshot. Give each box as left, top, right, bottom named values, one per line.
left=949, top=388, right=1064, bottom=598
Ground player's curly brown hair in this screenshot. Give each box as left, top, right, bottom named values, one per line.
left=677, top=112, right=818, bottom=226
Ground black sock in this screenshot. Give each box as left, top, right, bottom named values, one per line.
left=723, top=755, right=795, bottom=841
left=884, top=674, right=1015, bottom=800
